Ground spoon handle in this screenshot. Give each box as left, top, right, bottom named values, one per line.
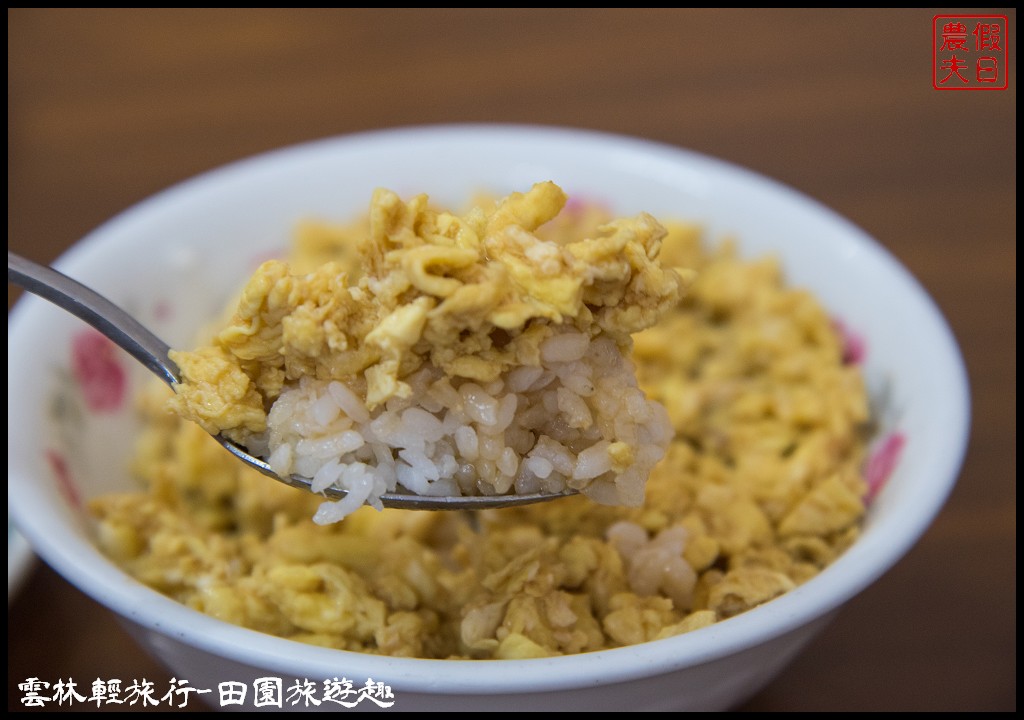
left=7, top=251, right=180, bottom=387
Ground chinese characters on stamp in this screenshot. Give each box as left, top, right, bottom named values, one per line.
left=933, top=15, right=1009, bottom=90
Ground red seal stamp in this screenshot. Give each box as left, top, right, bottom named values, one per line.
left=934, top=15, right=1009, bottom=90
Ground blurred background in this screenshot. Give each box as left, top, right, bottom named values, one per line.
left=8, top=8, right=1015, bottom=711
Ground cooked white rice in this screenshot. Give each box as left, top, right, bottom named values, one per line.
left=254, top=329, right=673, bottom=524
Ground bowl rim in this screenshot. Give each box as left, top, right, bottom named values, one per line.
left=8, top=521, right=36, bottom=602
left=7, top=122, right=971, bottom=693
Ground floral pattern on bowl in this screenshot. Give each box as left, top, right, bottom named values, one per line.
left=834, top=315, right=906, bottom=505
left=46, top=321, right=164, bottom=517
left=70, top=330, right=128, bottom=413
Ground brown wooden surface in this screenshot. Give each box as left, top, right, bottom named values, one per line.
left=8, top=9, right=1015, bottom=712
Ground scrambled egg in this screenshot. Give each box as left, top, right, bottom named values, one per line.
left=168, top=182, right=684, bottom=444
left=90, top=189, right=871, bottom=659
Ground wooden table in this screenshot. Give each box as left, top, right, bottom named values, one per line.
left=8, top=9, right=1015, bottom=712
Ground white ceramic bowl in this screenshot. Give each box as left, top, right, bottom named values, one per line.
left=7, top=125, right=970, bottom=711
left=8, top=522, right=35, bottom=602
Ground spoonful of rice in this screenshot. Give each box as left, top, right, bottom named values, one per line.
left=8, top=251, right=586, bottom=512
left=8, top=250, right=592, bottom=513
left=9, top=182, right=686, bottom=523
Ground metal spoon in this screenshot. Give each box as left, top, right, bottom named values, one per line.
left=8, top=251, right=576, bottom=510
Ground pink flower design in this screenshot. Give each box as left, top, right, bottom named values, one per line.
left=153, top=299, right=173, bottom=323
left=832, top=317, right=867, bottom=365
left=563, top=196, right=610, bottom=217
left=71, top=329, right=127, bottom=413
left=45, top=449, right=82, bottom=513
left=865, top=431, right=907, bottom=502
